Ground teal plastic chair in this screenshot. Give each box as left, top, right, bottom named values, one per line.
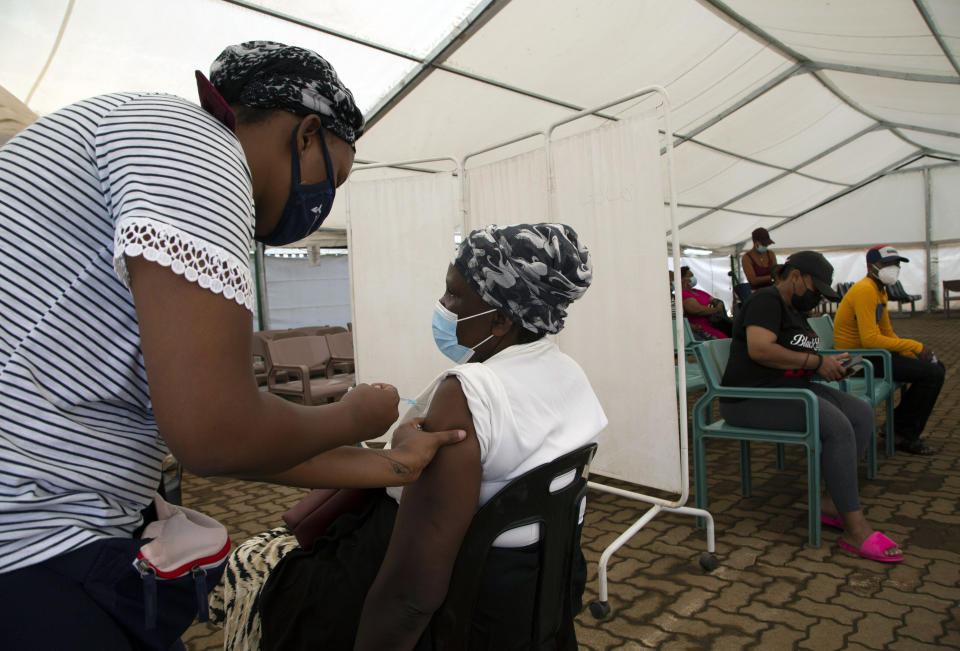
left=807, top=314, right=898, bottom=460
left=692, top=339, right=823, bottom=547
left=673, top=319, right=705, bottom=393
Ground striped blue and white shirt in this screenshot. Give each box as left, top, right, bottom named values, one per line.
left=0, top=93, right=255, bottom=573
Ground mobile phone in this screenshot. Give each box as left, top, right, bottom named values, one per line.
left=841, top=354, right=864, bottom=368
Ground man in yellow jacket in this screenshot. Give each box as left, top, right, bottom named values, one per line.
left=834, top=245, right=945, bottom=455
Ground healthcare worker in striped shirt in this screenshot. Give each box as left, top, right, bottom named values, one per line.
left=0, top=41, right=463, bottom=649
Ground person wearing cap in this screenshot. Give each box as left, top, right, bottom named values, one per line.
left=0, top=41, right=464, bottom=648
left=833, top=245, right=945, bottom=456
left=720, top=251, right=902, bottom=563
left=741, top=227, right=779, bottom=290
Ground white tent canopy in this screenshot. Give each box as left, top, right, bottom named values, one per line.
left=2, top=0, right=959, bottom=261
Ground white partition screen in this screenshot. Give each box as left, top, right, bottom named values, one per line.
left=347, top=172, right=459, bottom=402
left=550, top=114, right=681, bottom=493
left=465, top=148, right=548, bottom=230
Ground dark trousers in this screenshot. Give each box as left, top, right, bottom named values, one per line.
left=719, top=383, right=873, bottom=513
left=0, top=546, right=134, bottom=651
left=888, top=356, right=945, bottom=440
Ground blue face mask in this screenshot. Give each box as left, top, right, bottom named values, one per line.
left=257, top=124, right=336, bottom=246
left=756, top=245, right=768, bottom=253
left=688, top=276, right=698, bottom=288
left=432, top=301, right=496, bottom=363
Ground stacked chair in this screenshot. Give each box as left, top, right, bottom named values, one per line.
left=252, top=326, right=356, bottom=404
left=886, top=281, right=920, bottom=314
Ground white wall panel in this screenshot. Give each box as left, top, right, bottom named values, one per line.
left=669, top=143, right=781, bottom=208
left=11, top=0, right=417, bottom=116
left=678, top=212, right=782, bottom=250
left=900, top=129, right=960, bottom=157
left=770, top=172, right=926, bottom=248
left=694, top=74, right=875, bottom=169
left=465, top=148, right=548, bottom=231
left=347, top=173, right=459, bottom=401
left=931, top=166, right=960, bottom=241
left=550, top=114, right=681, bottom=493
left=725, top=0, right=956, bottom=76
left=824, top=71, right=960, bottom=135
left=799, top=130, right=919, bottom=184
left=263, top=255, right=352, bottom=330
left=727, top=174, right=842, bottom=217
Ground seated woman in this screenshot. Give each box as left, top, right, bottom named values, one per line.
left=214, top=223, right=607, bottom=650
left=719, top=250, right=902, bottom=563
left=680, top=265, right=732, bottom=339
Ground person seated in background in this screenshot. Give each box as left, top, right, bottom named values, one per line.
left=720, top=250, right=902, bottom=563
left=215, top=223, right=607, bottom=651
left=681, top=265, right=732, bottom=338
left=742, top=227, right=778, bottom=289
left=833, top=245, right=945, bottom=456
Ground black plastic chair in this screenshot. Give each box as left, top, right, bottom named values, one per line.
left=429, top=443, right=598, bottom=650
left=733, top=282, right=752, bottom=304
left=886, top=281, right=920, bottom=314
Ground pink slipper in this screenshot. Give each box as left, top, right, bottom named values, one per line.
left=837, top=532, right=903, bottom=563
left=821, top=514, right=844, bottom=531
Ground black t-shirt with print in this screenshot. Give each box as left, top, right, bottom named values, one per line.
left=721, top=286, right=820, bottom=396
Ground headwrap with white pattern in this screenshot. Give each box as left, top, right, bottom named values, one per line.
left=454, top=223, right=593, bottom=335
left=210, top=41, right=364, bottom=146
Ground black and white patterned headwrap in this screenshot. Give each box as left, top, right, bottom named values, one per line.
left=454, top=223, right=593, bottom=335
left=210, top=41, right=364, bottom=146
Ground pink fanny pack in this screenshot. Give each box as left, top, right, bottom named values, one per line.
left=132, top=494, right=230, bottom=629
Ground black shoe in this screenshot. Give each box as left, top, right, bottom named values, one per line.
left=896, top=439, right=937, bottom=456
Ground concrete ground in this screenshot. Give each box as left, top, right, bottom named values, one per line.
left=182, top=312, right=959, bottom=650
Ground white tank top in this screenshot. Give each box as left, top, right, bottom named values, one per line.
left=387, top=338, right=607, bottom=546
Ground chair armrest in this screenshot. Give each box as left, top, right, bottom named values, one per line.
left=837, top=358, right=874, bottom=396
left=329, top=356, right=355, bottom=373
left=820, top=348, right=892, bottom=384
left=695, top=385, right=819, bottom=436
left=269, top=363, right=313, bottom=402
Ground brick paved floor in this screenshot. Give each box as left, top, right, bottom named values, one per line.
left=182, top=313, right=959, bottom=650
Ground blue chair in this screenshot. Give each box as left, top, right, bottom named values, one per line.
left=807, top=315, right=898, bottom=461
left=673, top=319, right=705, bottom=393
left=692, top=339, right=823, bottom=547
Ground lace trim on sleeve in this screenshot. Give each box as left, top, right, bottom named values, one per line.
left=114, top=217, right=254, bottom=311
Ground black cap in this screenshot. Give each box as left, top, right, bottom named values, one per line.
left=784, top=251, right=840, bottom=301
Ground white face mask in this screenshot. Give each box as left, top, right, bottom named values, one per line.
left=875, top=265, right=900, bottom=286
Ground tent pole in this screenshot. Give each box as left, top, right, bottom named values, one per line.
left=923, top=168, right=935, bottom=311
left=254, top=242, right=270, bottom=330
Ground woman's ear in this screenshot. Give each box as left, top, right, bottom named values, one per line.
left=491, top=312, right=513, bottom=337
left=296, top=114, right=324, bottom=154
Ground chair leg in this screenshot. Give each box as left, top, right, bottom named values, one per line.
left=694, top=435, right=708, bottom=528
left=775, top=443, right=785, bottom=470
left=866, top=423, right=877, bottom=480
left=807, top=444, right=822, bottom=548
left=739, top=441, right=752, bottom=498
left=886, top=393, right=896, bottom=457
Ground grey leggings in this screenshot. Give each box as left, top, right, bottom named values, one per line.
left=719, top=383, right=873, bottom=513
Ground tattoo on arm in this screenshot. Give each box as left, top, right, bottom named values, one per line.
left=373, top=449, right=412, bottom=477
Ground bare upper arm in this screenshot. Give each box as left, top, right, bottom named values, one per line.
left=126, top=255, right=260, bottom=468
left=741, top=253, right=756, bottom=280
left=371, top=375, right=482, bottom=612
left=746, top=324, right=777, bottom=359
left=682, top=296, right=702, bottom=313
